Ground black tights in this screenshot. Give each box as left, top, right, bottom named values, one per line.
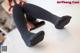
left=12, top=3, right=71, bottom=46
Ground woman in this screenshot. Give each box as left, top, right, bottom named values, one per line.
left=8, top=0, right=71, bottom=47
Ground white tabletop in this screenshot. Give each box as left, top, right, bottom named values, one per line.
left=3, top=0, right=80, bottom=53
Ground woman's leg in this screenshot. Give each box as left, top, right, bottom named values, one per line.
left=23, top=3, right=71, bottom=29
left=12, top=4, right=45, bottom=47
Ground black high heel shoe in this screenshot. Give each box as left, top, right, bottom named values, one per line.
left=55, top=15, right=72, bottom=29
left=30, top=21, right=45, bottom=31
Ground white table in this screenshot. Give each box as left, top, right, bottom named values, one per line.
left=3, top=0, right=80, bottom=53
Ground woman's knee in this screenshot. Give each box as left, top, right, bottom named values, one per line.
left=13, top=4, right=22, bottom=12
left=23, top=3, right=36, bottom=9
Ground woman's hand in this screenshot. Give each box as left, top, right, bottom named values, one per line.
left=8, top=0, right=26, bottom=11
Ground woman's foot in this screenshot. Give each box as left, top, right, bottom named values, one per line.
left=55, top=15, right=72, bottom=29
left=26, top=31, right=45, bottom=47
